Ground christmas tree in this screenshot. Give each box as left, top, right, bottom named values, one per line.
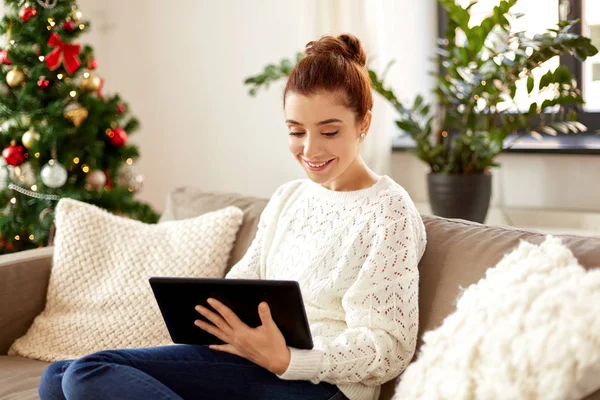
left=0, top=0, right=159, bottom=254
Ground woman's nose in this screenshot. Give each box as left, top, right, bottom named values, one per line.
left=302, top=133, right=320, bottom=158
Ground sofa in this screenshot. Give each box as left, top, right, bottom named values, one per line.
left=1, top=186, right=599, bottom=400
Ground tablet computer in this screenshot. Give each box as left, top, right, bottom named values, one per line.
left=149, top=277, right=313, bottom=350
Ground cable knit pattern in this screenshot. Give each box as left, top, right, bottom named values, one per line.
left=227, top=175, right=427, bottom=400
left=9, top=198, right=243, bottom=362
left=393, top=236, right=600, bottom=400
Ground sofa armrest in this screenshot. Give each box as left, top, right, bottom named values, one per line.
left=0, top=246, right=53, bottom=355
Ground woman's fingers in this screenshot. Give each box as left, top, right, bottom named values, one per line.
left=206, top=298, right=245, bottom=329
left=258, top=302, right=274, bottom=327
left=195, top=305, right=230, bottom=333
left=209, top=343, right=243, bottom=357
left=194, top=319, right=228, bottom=342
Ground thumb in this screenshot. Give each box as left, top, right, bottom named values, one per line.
left=258, top=302, right=273, bottom=326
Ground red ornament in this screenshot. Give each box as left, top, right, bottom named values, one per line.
left=103, top=168, right=112, bottom=189
left=45, top=33, right=81, bottom=75
left=117, top=103, right=126, bottom=114
left=37, top=76, right=50, bottom=89
left=87, top=59, right=98, bottom=70
left=96, top=78, right=105, bottom=100
left=19, top=6, right=37, bottom=23
left=63, top=20, right=76, bottom=32
left=109, top=128, right=127, bottom=147
left=0, top=49, right=12, bottom=65
left=2, top=144, right=26, bottom=166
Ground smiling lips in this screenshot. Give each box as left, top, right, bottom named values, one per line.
left=303, top=158, right=335, bottom=171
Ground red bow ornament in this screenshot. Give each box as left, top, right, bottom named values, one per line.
left=45, top=33, right=81, bottom=75
left=96, top=78, right=105, bottom=100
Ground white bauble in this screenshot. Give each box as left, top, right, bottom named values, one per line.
left=11, top=161, right=37, bottom=186
left=41, top=160, right=68, bottom=188
left=117, top=165, right=144, bottom=192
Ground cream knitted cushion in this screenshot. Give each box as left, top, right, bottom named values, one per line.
left=394, top=236, right=600, bottom=400
left=9, top=198, right=243, bottom=362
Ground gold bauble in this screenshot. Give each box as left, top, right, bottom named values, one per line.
left=85, top=169, right=107, bottom=191
left=81, top=73, right=101, bottom=92
left=22, top=129, right=40, bottom=149
left=64, top=102, right=88, bottom=127
left=6, top=68, right=25, bottom=88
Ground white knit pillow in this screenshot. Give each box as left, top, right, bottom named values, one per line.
left=394, top=236, right=600, bottom=400
left=9, top=198, right=243, bottom=362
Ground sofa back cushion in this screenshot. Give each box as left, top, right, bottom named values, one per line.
left=161, top=188, right=600, bottom=353
left=160, top=187, right=268, bottom=274
left=417, top=216, right=600, bottom=350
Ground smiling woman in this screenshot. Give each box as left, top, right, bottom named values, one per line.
left=39, top=34, right=427, bottom=400
left=282, top=35, right=378, bottom=192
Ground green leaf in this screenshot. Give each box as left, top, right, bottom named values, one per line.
left=526, top=75, right=535, bottom=94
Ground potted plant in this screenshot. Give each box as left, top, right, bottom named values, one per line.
left=244, top=0, right=598, bottom=223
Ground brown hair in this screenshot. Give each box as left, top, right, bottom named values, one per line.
left=283, top=34, right=373, bottom=122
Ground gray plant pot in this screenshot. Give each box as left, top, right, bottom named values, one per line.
left=427, top=172, right=492, bottom=223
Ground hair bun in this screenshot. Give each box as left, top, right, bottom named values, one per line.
left=305, top=34, right=367, bottom=67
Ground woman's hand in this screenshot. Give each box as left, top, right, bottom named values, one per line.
left=194, top=299, right=291, bottom=375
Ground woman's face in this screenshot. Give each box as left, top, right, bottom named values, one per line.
left=284, top=91, right=370, bottom=187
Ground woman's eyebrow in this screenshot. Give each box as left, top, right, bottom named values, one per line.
left=285, top=118, right=343, bottom=126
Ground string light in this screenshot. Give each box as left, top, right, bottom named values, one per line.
left=83, top=72, right=90, bottom=78
left=10, top=197, right=16, bottom=204
left=73, top=157, right=80, bottom=164
left=48, top=18, right=55, bottom=26
left=29, top=234, right=34, bottom=240
left=9, top=40, right=15, bottom=45
left=482, top=80, right=487, bottom=86
left=442, top=131, right=448, bottom=138
left=474, top=95, right=480, bottom=100
left=14, top=235, right=20, bottom=240
left=57, top=73, right=63, bottom=80
left=126, top=158, right=133, bottom=165
left=82, top=165, right=89, bottom=173
left=69, top=90, right=77, bottom=97
left=39, top=56, right=45, bottom=62
left=79, top=24, right=85, bottom=30
left=31, top=184, right=37, bottom=191
left=34, top=152, right=40, bottom=158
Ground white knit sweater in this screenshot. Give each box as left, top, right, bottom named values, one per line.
left=226, top=175, right=427, bottom=400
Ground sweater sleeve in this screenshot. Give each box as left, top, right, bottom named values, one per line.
left=278, top=204, right=425, bottom=386
left=225, top=184, right=286, bottom=280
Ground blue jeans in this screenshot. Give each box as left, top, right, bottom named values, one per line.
left=39, top=344, right=347, bottom=400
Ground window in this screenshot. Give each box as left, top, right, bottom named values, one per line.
left=392, top=0, right=600, bottom=153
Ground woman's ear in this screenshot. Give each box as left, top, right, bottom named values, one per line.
left=360, top=111, right=372, bottom=135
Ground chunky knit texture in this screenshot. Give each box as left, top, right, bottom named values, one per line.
left=394, top=236, right=600, bottom=400
left=226, top=175, right=427, bottom=400
left=9, top=199, right=243, bottom=362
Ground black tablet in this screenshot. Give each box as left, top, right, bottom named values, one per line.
left=149, top=277, right=313, bottom=350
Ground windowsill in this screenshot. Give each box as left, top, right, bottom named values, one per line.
left=413, top=202, right=600, bottom=238
left=392, top=133, right=600, bottom=155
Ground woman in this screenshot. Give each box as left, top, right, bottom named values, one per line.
left=39, top=33, right=427, bottom=400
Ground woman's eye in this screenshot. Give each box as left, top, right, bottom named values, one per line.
left=324, top=131, right=339, bottom=137
left=289, top=132, right=305, bottom=137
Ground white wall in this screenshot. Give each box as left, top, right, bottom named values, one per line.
left=76, top=0, right=438, bottom=212
left=77, top=0, right=599, bottom=214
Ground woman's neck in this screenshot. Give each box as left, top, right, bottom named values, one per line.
left=320, top=157, right=381, bottom=192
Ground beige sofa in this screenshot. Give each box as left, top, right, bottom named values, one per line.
left=1, top=186, right=599, bottom=400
